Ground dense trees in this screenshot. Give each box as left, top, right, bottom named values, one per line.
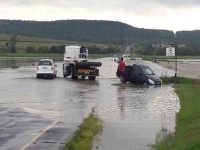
left=25, top=45, right=118, bottom=54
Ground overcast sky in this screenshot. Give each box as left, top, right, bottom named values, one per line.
left=0, top=0, right=200, bottom=32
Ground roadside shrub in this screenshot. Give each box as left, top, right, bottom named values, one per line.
left=37, top=46, right=50, bottom=53
left=26, top=46, right=36, bottom=53
left=50, top=45, right=65, bottom=54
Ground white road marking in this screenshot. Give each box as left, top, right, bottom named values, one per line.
left=20, top=120, right=59, bottom=150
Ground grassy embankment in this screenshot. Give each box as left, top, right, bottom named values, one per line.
left=64, top=108, right=103, bottom=150
left=153, top=76, right=200, bottom=150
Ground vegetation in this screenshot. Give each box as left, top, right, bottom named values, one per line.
left=0, top=52, right=63, bottom=58
left=64, top=109, right=103, bottom=150
left=89, top=53, right=114, bottom=59
left=0, top=20, right=175, bottom=45
left=1, top=20, right=200, bottom=56
left=161, top=76, right=200, bottom=84
left=133, top=43, right=200, bottom=56
left=153, top=77, right=200, bottom=150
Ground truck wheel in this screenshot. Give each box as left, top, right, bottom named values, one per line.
left=71, top=67, right=78, bottom=80
left=81, top=76, right=86, bottom=79
left=72, top=74, right=78, bottom=80
left=63, top=74, right=67, bottom=78
left=71, top=72, right=78, bottom=80
left=66, top=66, right=71, bottom=76
left=89, top=76, right=96, bottom=80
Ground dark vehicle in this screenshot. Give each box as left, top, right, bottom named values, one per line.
left=117, top=64, right=162, bottom=85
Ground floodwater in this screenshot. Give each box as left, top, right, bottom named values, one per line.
left=0, top=57, right=180, bottom=150
left=0, top=58, right=39, bottom=68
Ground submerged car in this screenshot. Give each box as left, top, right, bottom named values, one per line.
left=117, top=64, right=162, bottom=85
left=36, top=59, right=57, bottom=79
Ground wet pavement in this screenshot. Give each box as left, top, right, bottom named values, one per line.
left=0, top=57, right=179, bottom=150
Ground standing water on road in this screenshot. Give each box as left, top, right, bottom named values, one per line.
left=0, top=57, right=179, bottom=150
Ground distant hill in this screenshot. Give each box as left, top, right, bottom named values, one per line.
left=0, top=19, right=200, bottom=47
left=176, top=30, right=200, bottom=46
left=0, top=20, right=176, bottom=45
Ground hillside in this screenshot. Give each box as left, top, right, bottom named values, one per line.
left=0, top=20, right=175, bottom=45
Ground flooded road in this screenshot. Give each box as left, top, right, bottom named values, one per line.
left=0, top=57, right=179, bottom=150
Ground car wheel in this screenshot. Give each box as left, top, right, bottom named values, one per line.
left=120, top=76, right=126, bottom=84
left=50, top=74, right=54, bottom=79
left=143, top=82, right=148, bottom=86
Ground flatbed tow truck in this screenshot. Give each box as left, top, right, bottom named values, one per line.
left=63, top=46, right=102, bottom=80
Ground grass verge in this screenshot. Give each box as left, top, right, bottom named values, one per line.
left=153, top=77, right=200, bottom=150
left=64, top=108, right=103, bottom=150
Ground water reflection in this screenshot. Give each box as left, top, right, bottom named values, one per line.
left=0, top=58, right=39, bottom=68
left=117, top=87, right=126, bottom=120
left=96, top=84, right=180, bottom=150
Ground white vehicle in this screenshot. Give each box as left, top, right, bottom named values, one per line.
left=36, top=59, right=57, bottom=79
left=63, top=46, right=102, bottom=80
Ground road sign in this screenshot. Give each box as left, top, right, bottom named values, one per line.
left=166, top=47, right=175, bottom=56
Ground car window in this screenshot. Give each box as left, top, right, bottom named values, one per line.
left=135, top=66, right=142, bottom=74
left=142, top=68, right=154, bottom=75
left=39, top=60, right=52, bottom=66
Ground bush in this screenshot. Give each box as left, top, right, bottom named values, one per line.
left=37, top=46, right=50, bottom=53
left=26, top=46, right=36, bottom=53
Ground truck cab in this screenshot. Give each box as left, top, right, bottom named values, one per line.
left=64, top=46, right=88, bottom=63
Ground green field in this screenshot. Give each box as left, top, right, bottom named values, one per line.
left=153, top=77, right=200, bottom=150
left=0, top=34, right=108, bottom=53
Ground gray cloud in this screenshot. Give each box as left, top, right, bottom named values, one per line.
left=1, top=0, right=200, bottom=10
left=151, top=0, right=200, bottom=7
left=0, top=0, right=200, bottom=31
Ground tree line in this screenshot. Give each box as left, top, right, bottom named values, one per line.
left=134, top=44, right=200, bottom=56
left=25, top=45, right=121, bottom=54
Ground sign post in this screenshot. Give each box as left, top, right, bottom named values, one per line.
left=166, top=44, right=177, bottom=78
